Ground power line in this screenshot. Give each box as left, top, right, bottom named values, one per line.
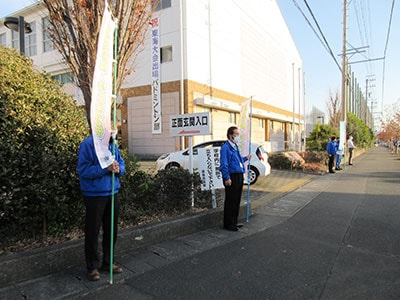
left=381, top=0, right=396, bottom=112
left=290, top=0, right=330, bottom=54
left=291, top=0, right=342, bottom=73
left=303, top=0, right=343, bottom=73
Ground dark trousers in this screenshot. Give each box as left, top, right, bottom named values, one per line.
left=84, top=194, right=120, bottom=271
left=328, top=155, right=335, bottom=172
left=349, top=148, right=354, bottom=164
left=223, top=173, right=244, bottom=228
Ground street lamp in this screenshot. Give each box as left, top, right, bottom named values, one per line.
left=317, top=115, right=324, bottom=125
left=4, top=16, right=32, bottom=55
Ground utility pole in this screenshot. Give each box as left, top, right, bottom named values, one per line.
left=365, top=78, right=368, bottom=124
left=341, top=0, right=347, bottom=123
left=340, top=0, right=348, bottom=168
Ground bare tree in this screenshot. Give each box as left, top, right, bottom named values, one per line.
left=43, top=0, right=158, bottom=125
left=326, top=90, right=341, bottom=128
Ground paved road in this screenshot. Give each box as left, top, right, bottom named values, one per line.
left=3, top=146, right=400, bottom=299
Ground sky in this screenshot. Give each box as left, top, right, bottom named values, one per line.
left=276, top=0, right=400, bottom=119
left=1, top=1, right=399, bottom=119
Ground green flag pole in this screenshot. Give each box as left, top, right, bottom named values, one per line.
left=109, top=20, right=119, bottom=285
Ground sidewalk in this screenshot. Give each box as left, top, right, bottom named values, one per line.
left=0, top=165, right=314, bottom=298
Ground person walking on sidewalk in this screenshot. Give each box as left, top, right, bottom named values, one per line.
left=348, top=135, right=356, bottom=165
left=77, top=134, right=125, bottom=281
left=327, top=136, right=337, bottom=173
left=335, top=138, right=344, bottom=170
left=219, top=126, right=251, bottom=231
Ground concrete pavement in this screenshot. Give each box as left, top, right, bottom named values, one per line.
left=3, top=146, right=400, bottom=299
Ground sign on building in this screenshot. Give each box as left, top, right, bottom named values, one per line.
left=151, top=17, right=161, bottom=134
left=198, top=147, right=224, bottom=191
left=169, top=112, right=211, bottom=136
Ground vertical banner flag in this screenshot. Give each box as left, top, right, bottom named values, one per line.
left=91, top=3, right=116, bottom=169
left=238, top=99, right=252, bottom=175
left=239, top=98, right=252, bottom=223
left=151, top=17, right=162, bottom=134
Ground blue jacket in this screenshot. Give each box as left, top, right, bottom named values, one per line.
left=219, top=140, right=248, bottom=181
left=326, top=140, right=336, bottom=156
left=77, top=136, right=125, bottom=197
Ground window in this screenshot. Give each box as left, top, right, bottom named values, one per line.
left=258, top=118, right=264, bottom=128
left=11, top=30, right=19, bottom=50
left=270, top=121, right=274, bottom=129
left=0, top=33, right=6, bottom=46
left=229, top=112, right=236, bottom=124
left=42, top=17, right=54, bottom=52
left=160, top=46, right=172, bottom=63
left=51, top=72, right=74, bottom=84
left=25, top=21, right=37, bottom=56
left=155, top=0, right=171, bottom=11
left=12, top=25, right=37, bottom=56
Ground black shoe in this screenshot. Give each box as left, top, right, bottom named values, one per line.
left=335, top=167, right=341, bottom=171
left=224, top=225, right=238, bottom=231
left=329, top=171, right=336, bottom=174
left=349, top=163, right=353, bottom=166
left=237, top=223, right=244, bottom=228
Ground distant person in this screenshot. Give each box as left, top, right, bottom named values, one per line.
left=219, top=126, right=251, bottom=231
left=347, top=135, right=356, bottom=165
left=335, top=138, right=344, bottom=170
left=327, top=136, right=337, bottom=174
left=77, top=134, right=125, bottom=281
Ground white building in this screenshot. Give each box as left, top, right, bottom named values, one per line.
left=0, top=3, right=83, bottom=105
left=0, top=0, right=303, bottom=157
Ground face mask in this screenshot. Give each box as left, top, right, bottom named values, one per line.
left=233, top=136, right=240, bottom=144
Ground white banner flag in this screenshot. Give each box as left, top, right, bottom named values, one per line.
left=90, top=2, right=116, bottom=169
left=238, top=99, right=251, bottom=155
left=151, top=17, right=162, bottom=134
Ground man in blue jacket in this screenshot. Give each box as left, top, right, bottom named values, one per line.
left=219, top=126, right=250, bottom=231
left=327, top=136, right=337, bottom=174
left=77, top=134, right=125, bottom=281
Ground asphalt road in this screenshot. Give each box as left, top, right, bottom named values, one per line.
left=76, top=146, right=400, bottom=299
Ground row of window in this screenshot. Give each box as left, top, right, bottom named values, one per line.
left=0, top=0, right=172, bottom=57
left=0, top=17, right=53, bottom=57
left=1, top=21, right=173, bottom=64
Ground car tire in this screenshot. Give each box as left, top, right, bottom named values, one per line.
left=165, top=162, right=180, bottom=169
left=249, top=166, right=259, bottom=185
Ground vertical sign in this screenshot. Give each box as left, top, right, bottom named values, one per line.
left=151, top=17, right=162, bottom=134
left=198, top=147, right=224, bottom=191
left=91, top=3, right=116, bottom=169
left=238, top=98, right=251, bottom=177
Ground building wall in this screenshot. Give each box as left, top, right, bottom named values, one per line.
left=0, top=3, right=83, bottom=105
left=1, top=0, right=304, bottom=157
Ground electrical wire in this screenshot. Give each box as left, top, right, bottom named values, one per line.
left=291, top=0, right=342, bottom=73
left=381, top=0, right=396, bottom=112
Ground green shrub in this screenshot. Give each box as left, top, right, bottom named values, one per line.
left=152, top=169, right=193, bottom=213
left=0, top=47, right=88, bottom=245
left=306, top=124, right=338, bottom=151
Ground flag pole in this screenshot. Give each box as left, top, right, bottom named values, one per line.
left=245, top=96, right=253, bottom=222
left=109, top=18, right=118, bottom=285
